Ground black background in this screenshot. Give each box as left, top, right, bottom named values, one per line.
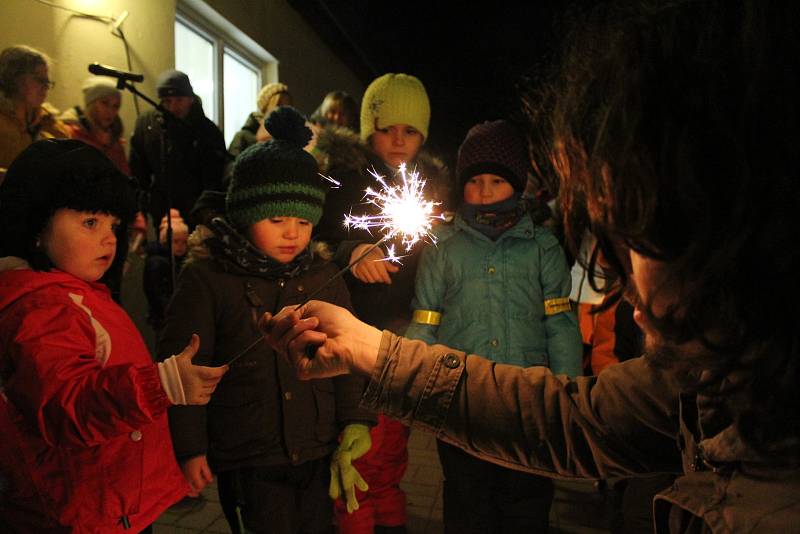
left=291, top=1, right=589, bottom=170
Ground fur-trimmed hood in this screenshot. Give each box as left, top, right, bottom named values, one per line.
left=314, top=124, right=450, bottom=190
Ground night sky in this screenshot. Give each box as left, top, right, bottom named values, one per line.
left=293, top=1, right=587, bottom=170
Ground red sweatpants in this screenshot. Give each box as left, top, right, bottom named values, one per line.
left=335, top=414, right=409, bottom=533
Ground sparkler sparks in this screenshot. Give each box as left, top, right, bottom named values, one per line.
left=343, top=163, right=443, bottom=255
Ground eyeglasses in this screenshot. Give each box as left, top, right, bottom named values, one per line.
left=32, top=76, right=55, bottom=89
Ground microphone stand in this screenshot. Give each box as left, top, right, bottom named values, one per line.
left=115, top=79, right=178, bottom=290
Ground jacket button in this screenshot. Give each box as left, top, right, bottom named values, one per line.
left=443, top=353, right=460, bottom=369
left=297, top=285, right=305, bottom=292
left=488, top=266, right=496, bottom=274
left=490, top=339, right=499, bottom=347
left=130, top=430, right=142, bottom=442
left=284, top=391, right=292, bottom=400
left=291, top=452, right=299, bottom=462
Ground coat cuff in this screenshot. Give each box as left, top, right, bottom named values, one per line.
left=361, top=331, right=466, bottom=434
left=138, top=363, right=174, bottom=416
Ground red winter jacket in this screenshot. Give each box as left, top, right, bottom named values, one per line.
left=0, top=261, right=188, bottom=533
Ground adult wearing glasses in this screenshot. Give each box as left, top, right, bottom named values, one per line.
left=0, top=45, right=69, bottom=183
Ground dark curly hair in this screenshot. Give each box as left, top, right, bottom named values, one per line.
left=0, top=139, right=137, bottom=282
left=530, top=0, right=799, bottom=462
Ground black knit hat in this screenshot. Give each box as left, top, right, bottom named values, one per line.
left=226, top=106, right=326, bottom=227
left=456, top=120, right=531, bottom=193
left=156, top=69, right=194, bottom=98
left=0, top=139, right=136, bottom=269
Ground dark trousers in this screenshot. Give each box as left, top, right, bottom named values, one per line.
left=437, top=440, right=554, bottom=534
left=216, top=458, right=334, bottom=534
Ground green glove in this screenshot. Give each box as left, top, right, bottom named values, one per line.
left=330, top=423, right=372, bottom=513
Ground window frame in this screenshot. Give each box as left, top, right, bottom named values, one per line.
left=175, top=0, right=277, bottom=142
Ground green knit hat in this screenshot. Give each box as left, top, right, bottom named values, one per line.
left=226, top=106, right=325, bottom=227
left=360, top=73, right=430, bottom=142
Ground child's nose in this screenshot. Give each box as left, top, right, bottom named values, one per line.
left=392, top=131, right=405, bottom=146
left=284, top=222, right=299, bottom=238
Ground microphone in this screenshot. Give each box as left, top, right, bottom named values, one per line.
left=88, top=63, right=144, bottom=83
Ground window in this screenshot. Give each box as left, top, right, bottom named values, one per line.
left=223, top=51, right=259, bottom=147
left=175, top=20, right=217, bottom=122
left=175, top=2, right=277, bottom=148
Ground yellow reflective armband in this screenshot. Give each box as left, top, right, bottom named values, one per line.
left=412, top=309, right=441, bottom=325
left=544, top=297, right=571, bottom=316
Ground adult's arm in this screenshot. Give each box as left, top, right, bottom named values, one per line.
left=363, top=333, right=682, bottom=480
left=262, top=301, right=682, bottom=481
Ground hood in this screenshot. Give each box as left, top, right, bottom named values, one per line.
left=315, top=124, right=450, bottom=197
left=314, top=124, right=372, bottom=177
left=0, top=257, right=106, bottom=312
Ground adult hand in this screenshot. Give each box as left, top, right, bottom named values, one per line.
left=349, top=244, right=399, bottom=284
left=260, top=301, right=382, bottom=380
left=330, top=423, right=371, bottom=513
left=181, top=454, right=213, bottom=496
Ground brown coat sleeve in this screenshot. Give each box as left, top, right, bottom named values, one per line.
left=362, top=332, right=683, bottom=479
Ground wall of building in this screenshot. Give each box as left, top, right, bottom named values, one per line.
left=0, top=0, right=364, bottom=139
left=203, top=0, right=365, bottom=115
left=1, top=0, right=175, bottom=142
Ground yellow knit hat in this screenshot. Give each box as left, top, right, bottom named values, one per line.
left=360, top=73, right=430, bottom=142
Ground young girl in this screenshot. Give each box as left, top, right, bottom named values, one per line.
left=405, top=120, right=583, bottom=533
left=0, top=139, right=227, bottom=533
left=157, top=106, right=375, bottom=534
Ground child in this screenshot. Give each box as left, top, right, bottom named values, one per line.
left=312, top=73, right=449, bottom=534
left=405, top=120, right=583, bottom=533
left=0, top=139, right=227, bottom=532
left=157, top=106, right=375, bottom=534
left=310, top=90, right=359, bottom=131
left=60, top=76, right=130, bottom=175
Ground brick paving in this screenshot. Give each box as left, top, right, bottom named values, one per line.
left=154, top=428, right=620, bottom=533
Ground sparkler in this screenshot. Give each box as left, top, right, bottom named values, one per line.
left=225, top=163, right=443, bottom=365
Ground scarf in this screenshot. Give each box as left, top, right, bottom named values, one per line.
left=206, top=217, right=312, bottom=279
left=459, top=195, right=528, bottom=240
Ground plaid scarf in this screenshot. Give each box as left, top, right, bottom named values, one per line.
left=206, top=217, right=312, bottom=279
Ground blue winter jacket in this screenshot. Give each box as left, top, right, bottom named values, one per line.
left=405, top=213, right=583, bottom=376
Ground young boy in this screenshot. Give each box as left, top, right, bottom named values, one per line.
left=0, top=139, right=226, bottom=532
left=157, top=106, right=375, bottom=534
left=406, top=120, right=583, bottom=532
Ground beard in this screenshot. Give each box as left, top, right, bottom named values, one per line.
left=642, top=335, right=709, bottom=390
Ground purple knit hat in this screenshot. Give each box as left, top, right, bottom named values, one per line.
left=456, top=120, right=531, bottom=193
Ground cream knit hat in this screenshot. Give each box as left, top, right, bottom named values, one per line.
left=360, top=73, right=430, bottom=142
left=81, top=76, right=120, bottom=107
left=256, top=82, right=289, bottom=115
